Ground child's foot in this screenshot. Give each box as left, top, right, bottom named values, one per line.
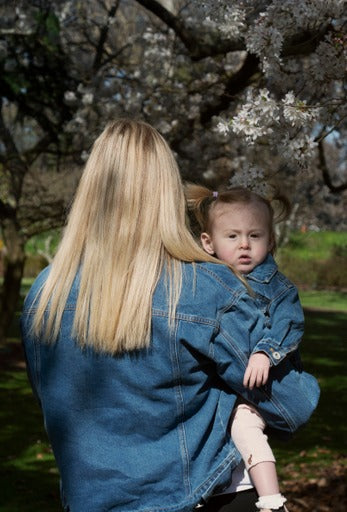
left=257, top=494, right=288, bottom=512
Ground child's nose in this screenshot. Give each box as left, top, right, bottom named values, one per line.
left=240, top=237, right=250, bottom=249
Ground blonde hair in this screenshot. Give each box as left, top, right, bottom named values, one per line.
left=32, top=119, right=224, bottom=354
left=185, top=184, right=291, bottom=254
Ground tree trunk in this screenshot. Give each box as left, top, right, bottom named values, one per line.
left=0, top=220, right=26, bottom=344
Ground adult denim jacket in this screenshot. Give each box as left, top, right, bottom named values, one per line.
left=21, top=261, right=319, bottom=512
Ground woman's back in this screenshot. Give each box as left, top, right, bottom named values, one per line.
left=22, top=261, right=256, bottom=512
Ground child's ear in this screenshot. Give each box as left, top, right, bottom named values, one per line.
left=201, top=232, right=215, bottom=255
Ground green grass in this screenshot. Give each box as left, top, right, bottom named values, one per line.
left=24, top=229, right=61, bottom=255
left=0, top=351, right=61, bottom=511
left=276, top=230, right=347, bottom=289
left=299, top=290, right=347, bottom=312
left=272, top=309, right=347, bottom=479
left=278, top=230, right=347, bottom=261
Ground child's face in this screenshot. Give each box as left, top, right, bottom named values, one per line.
left=201, top=201, right=273, bottom=274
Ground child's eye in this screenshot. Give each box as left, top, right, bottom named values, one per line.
left=228, top=234, right=237, bottom=239
left=250, top=233, right=260, bottom=238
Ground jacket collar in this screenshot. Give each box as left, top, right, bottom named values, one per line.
left=246, top=253, right=278, bottom=284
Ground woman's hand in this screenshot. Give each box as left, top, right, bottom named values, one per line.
left=243, top=352, right=270, bottom=390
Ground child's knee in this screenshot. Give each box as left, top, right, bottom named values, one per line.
left=231, top=403, right=266, bottom=435
left=231, top=404, right=274, bottom=470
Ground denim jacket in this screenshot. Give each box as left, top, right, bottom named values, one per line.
left=246, top=254, right=304, bottom=365
left=21, top=262, right=319, bottom=512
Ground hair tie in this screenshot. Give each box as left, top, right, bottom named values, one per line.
left=212, top=191, right=218, bottom=198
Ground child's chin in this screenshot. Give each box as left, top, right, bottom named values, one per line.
left=236, top=264, right=254, bottom=274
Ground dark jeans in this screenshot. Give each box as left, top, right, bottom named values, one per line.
left=199, top=488, right=258, bottom=512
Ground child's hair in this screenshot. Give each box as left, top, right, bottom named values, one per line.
left=185, top=183, right=291, bottom=254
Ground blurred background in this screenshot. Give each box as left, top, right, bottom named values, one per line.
left=0, top=1, right=346, bottom=511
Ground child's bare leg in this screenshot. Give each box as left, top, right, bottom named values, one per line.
left=249, top=461, right=279, bottom=496
left=249, top=462, right=284, bottom=511
left=231, top=403, right=288, bottom=511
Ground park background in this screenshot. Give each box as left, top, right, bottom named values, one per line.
left=0, top=1, right=346, bottom=511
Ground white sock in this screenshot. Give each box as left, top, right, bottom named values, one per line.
left=255, top=493, right=287, bottom=510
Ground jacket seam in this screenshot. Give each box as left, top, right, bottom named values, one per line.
left=153, top=309, right=218, bottom=327
left=218, top=328, right=249, bottom=367
left=170, top=321, right=191, bottom=496
left=247, top=267, right=278, bottom=284
left=195, top=264, right=245, bottom=299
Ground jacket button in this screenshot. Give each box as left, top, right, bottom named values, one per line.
left=273, top=351, right=281, bottom=360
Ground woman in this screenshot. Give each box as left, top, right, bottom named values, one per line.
left=22, top=119, right=300, bottom=512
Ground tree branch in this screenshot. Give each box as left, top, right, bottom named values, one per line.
left=23, top=134, right=55, bottom=166
left=200, top=53, right=260, bottom=125
left=318, top=139, right=347, bottom=193
left=0, top=107, right=27, bottom=202
left=135, top=0, right=245, bottom=60
left=0, top=198, right=15, bottom=219
left=93, top=0, right=121, bottom=72
left=136, top=0, right=333, bottom=62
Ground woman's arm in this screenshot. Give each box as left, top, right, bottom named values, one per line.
left=212, top=291, right=319, bottom=433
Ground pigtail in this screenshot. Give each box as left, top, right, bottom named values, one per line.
left=184, top=183, right=216, bottom=233
left=270, top=188, right=292, bottom=224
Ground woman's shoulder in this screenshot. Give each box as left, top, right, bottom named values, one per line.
left=153, top=261, right=249, bottom=320
left=23, top=266, right=51, bottom=310
left=182, top=261, right=248, bottom=300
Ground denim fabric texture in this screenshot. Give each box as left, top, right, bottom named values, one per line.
left=21, top=261, right=319, bottom=512
left=247, top=254, right=305, bottom=365
left=241, top=254, right=320, bottom=437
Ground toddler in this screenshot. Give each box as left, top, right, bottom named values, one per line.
left=186, top=184, right=307, bottom=512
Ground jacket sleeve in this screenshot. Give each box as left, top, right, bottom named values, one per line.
left=251, top=284, right=305, bottom=365
left=211, top=291, right=313, bottom=433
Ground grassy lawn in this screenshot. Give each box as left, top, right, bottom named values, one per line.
left=0, top=289, right=346, bottom=510
left=273, top=309, right=347, bottom=479
left=276, top=230, right=347, bottom=290
left=0, top=361, right=60, bottom=511
left=278, top=231, right=347, bottom=261
left=299, top=290, right=347, bottom=312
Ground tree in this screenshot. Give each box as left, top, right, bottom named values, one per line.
left=0, top=0, right=346, bottom=341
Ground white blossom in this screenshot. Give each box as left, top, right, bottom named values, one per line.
left=107, top=16, right=116, bottom=25
left=215, top=118, right=231, bottom=136
left=231, top=89, right=280, bottom=143
left=246, top=23, right=284, bottom=61
left=229, top=166, right=270, bottom=196
left=200, top=2, right=246, bottom=36
left=82, top=93, right=94, bottom=105
left=282, top=92, right=319, bottom=127
left=64, top=91, right=77, bottom=104
left=244, top=0, right=345, bottom=78
left=156, top=121, right=172, bottom=134
left=56, top=1, right=74, bottom=24
left=280, top=134, right=318, bottom=165
left=308, top=33, right=347, bottom=87
left=203, top=168, right=217, bottom=181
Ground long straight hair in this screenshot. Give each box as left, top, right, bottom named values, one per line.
left=32, top=119, right=225, bottom=354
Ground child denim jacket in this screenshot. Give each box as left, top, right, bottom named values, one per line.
left=246, top=253, right=305, bottom=365
left=21, top=261, right=319, bottom=512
